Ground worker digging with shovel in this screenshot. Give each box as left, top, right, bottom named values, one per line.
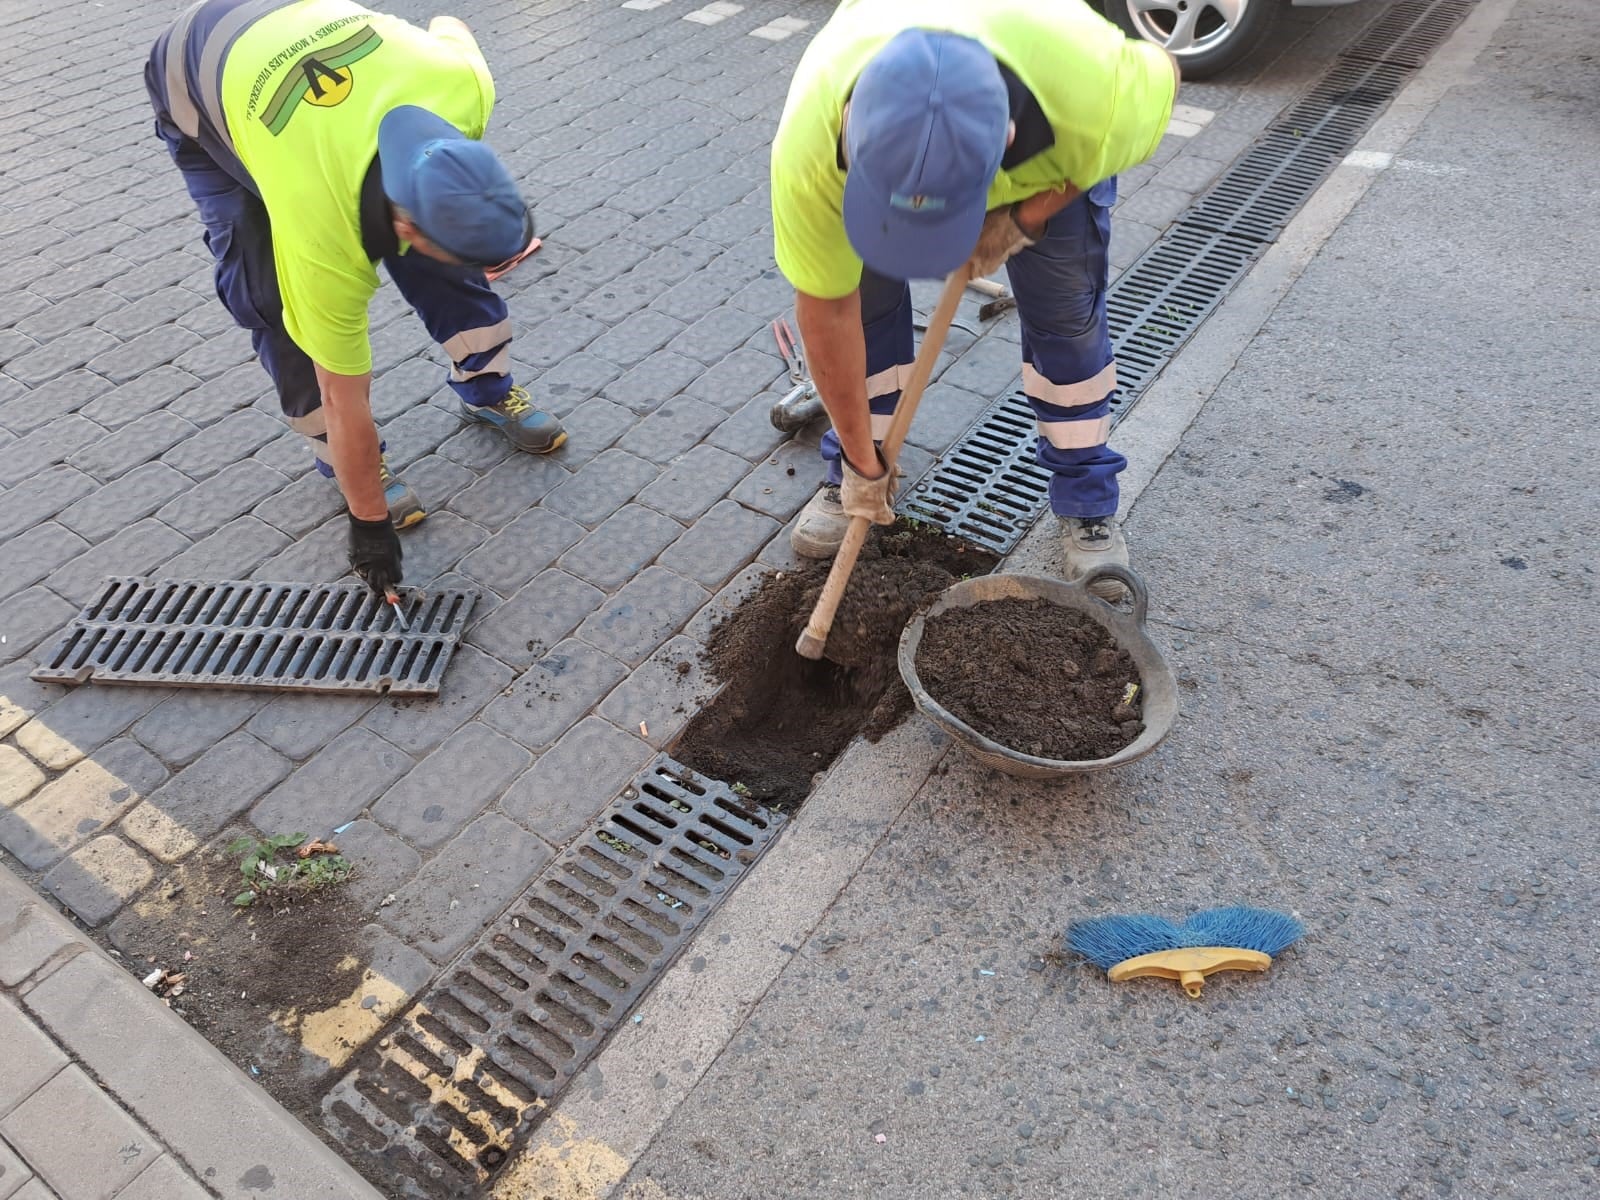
left=145, top=0, right=565, bottom=600
left=774, top=0, right=1180, bottom=598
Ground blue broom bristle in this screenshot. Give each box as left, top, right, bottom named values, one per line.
left=1067, top=905, right=1304, bottom=968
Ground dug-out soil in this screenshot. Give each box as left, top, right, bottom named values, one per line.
left=104, top=833, right=369, bottom=1122
left=672, top=524, right=996, bottom=809
left=915, top=597, right=1144, bottom=760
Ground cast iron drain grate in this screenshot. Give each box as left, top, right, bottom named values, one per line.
left=29, top=578, right=476, bottom=697
left=896, top=0, right=1477, bottom=553
left=322, top=756, right=784, bottom=1198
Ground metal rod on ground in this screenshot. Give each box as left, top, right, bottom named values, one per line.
left=795, top=270, right=968, bottom=661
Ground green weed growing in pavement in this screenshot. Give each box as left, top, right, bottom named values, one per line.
left=226, top=831, right=352, bottom=907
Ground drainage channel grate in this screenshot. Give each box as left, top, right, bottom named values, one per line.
left=897, top=0, right=1477, bottom=554
left=29, top=578, right=475, bottom=697
left=323, top=756, right=784, bottom=1198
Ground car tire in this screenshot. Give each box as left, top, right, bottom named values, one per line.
left=1100, top=0, right=1280, bottom=80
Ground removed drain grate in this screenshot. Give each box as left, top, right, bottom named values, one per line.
left=29, top=578, right=475, bottom=697
left=323, top=757, right=784, bottom=1199
left=897, top=0, right=1477, bottom=553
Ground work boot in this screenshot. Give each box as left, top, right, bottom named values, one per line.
left=1061, top=515, right=1128, bottom=600
left=315, top=454, right=427, bottom=530
left=460, top=384, right=567, bottom=453
left=790, top=483, right=846, bottom=559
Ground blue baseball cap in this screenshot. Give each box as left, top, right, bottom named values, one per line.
left=842, top=30, right=1009, bottom=281
left=378, top=105, right=533, bottom=266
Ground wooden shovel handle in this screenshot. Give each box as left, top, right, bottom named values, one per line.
left=796, top=270, right=969, bottom=660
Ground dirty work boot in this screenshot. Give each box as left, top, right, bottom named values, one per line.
left=1061, top=515, right=1128, bottom=600
left=790, top=483, right=847, bottom=559
left=315, top=454, right=427, bottom=530
left=460, top=384, right=567, bottom=453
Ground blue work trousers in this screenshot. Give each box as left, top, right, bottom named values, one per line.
left=144, top=6, right=512, bottom=469
left=822, top=181, right=1125, bottom=519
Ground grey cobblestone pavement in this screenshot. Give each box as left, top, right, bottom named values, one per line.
left=1, top=0, right=1379, bottom=1170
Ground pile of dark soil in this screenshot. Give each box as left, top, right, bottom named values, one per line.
left=672, top=524, right=995, bottom=810
left=105, top=835, right=368, bottom=1119
left=914, top=597, right=1144, bottom=760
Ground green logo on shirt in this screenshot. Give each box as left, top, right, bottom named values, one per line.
left=260, top=26, right=384, bottom=135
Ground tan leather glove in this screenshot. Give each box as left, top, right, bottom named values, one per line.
left=840, top=449, right=896, bottom=525
left=968, top=205, right=1038, bottom=278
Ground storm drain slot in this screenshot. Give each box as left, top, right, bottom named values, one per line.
left=29, top=578, right=476, bottom=697
left=322, top=756, right=784, bottom=1199
left=897, top=0, right=1477, bottom=553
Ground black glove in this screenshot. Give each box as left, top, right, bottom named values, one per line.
left=348, top=515, right=402, bottom=595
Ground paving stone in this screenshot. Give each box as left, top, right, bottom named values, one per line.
left=554, top=397, right=638, bottom=467
left=153, top=459, right=288, bottom=538
left=542, top=448, right=657, bottom=527
left=371, top=723, right=531, bottom=849
left=77, top=367, right=200, bottom=431
left=41, top=835, right=156, bottom=927
left=160, top=408, right=279, bottom=481
left=557, top=504, right=684, bottom=590
left=380, top=812, right=553, bottom=963
left=706, top=391, right=789, bottom=462
left=456, top=503, right=586, bottom=596
left=247, top=692, right=375, bottom=760
left=120, top=732, right=291, bottom=863
left=3, top=328, right=119, bottom=386
left=130, top=691, right=267, bottom=767
left=363, top=644, right=514, bottom=756
left=393, top=511, right=488, bottom=586
left=906, top=381, right=995, bottom=455
left=0, top=373, right=105, bottom=437
left=728, top=439, right=822, bottom=519
left=56, top=463, right=191, bottom=542
left=1184, top=123, right=1256, bottom=164
left=445, top=451, right=571, bottom=530
left=615, top=396, right=727, bottom=466
left=1114, top=181, right=1193, bottom=230
left=0, top=746, right=46, bottom=808
left=636, top=444, right=752, bottom=521
left=547, top=204, right=637, bottom=251
left=1, top=1066, right=156, bottom=1198
left=482, top=637, right=628, bottom=751
left=0, top=664, right=62, bottom=741
left=519, top=353, right=614, bottom=416
left=1109, top=217, right=1164, bottom=272
left=466, top=569, right=606, bottom=670
left=597, top=633, right=719, bottom=751
left=0, top=1135, right=33, bottom=1198
left=0, top=739, right=167, bottom=869
left=171, top=326, right=254, bottom=380
left=253, top=427, right=313, bottom=475
left=250, top=728, right=411, bottom=837
left=44, top=519, right=192, bottom=607
left=332, top=819, right=421, bottom=911
left=1153, top=152, right=1230, bottom=195
left=108, top=1154, right=210, bottom=1200
left=584, top=308, right=687, bottom=371
left=937, top=335, right=1022, bottom=398
left=368, top=358, right=444, bottom=423
left=666, top=305, right=766, bottom=364
left=657, top=499, right=778, bottom=589
left=253, top=471, right=347, bottom=539
left=62, top=411, right=191, bottom=483
left=436, top=422, right=516, bottom=471
left=503, top=717, right=653, bottom=845
left=12, top=683, right=170, bottom=774
left=685, top=347, right=790, bottom=412
left=381, top=403, right=462, bottom=470
left=726, top=267, right=794, bottom=316
left=601, top=352, right=704, bottom=415
left=0, top=466, right=97, bottom=540
left=0, top=524, right=90, bottom=605
left=397, top=451, right=476, bottom=513
left=576, top=565, right=708, bottom=667
left=92, top=286, right=202, bottom=340
left=84, top=325, right=202, bottom=384
left=253, top=515, right=348, bottom=583
left=520, top=312, right=606, bottom=371
left=158, top=514, right=291, bottom=580
left=0, top=415, right=106, bottom=487
left=0, top=997, right=67, bottom=1113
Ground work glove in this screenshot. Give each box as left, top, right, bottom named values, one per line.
left=348, top=514, right=403, bottom=596
left=840, top=449, right=897, bottom=526
left=968, top=205, right=1038, bottom=278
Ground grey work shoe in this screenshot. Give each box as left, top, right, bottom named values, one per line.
left=459, top=385, right=568, bottom=453
left=790, top=484, right=846, bottom=559
left=1061, top=515, right=1129, bottom=600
